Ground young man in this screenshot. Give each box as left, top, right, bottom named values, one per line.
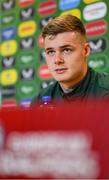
left=33, top=14, right=109, bottom=103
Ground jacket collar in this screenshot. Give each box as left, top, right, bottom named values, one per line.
left=57, top=68, right=95, bottom=100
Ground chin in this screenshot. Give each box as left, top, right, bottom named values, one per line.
left=54, top=74, right=68, bottom=80
left=56, top=78, right=69, bottom=83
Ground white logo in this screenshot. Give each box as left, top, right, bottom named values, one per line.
left=2, top=0, right=14, bottom=10
left=21, top=55, right=33, bottom=63
left=89, top=40, right=102, bottom=50
left=2, top=16, right=13, bottom=23
left=2, top=131, right=99, bottom=178
left=2, top=57, right=15, bottom=67
left=21, top=38, right=34, bottom=49
left=21, top=7, right=33, bottom=18
left=21, top=86, right=33, bottom=94
left=83, top=2, right=107, bottom=21
left=21, top=68, right=34, bottom=79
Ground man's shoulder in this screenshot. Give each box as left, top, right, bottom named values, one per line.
left=88, top=68, right=109, bottom=97
left=90, top=68, right=109, bottom=88
left=39, top=81, right=58, bottom=97
left=97, top=72, right=109, bottom=89
left=32, top=81, right=58, bottom=104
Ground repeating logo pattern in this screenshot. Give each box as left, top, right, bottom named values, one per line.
left=89, top=38, right=107, bottom=54
left=0, top=0, right=108, bottom=107
left=83, top=2, right=107, bottom=21
left=59, top=0, right=80, bottom=10
left=2, top=56, right=16, bottom=68
left=1, top=14, right=15, bottom=25
left=85, top=20, right=107, bottom=37
left=2, top=27, right=16, bottom=40
left=1, top=40, right=17, bottom=56
left=1, top=0, right=15, bottom=11
left=20, top=7, right=34, bottom=21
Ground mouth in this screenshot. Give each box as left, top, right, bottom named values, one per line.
left=54, top=68, right=68, bottom=74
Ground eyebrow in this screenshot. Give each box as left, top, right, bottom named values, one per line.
left=45, top=45, right=73, bottom=52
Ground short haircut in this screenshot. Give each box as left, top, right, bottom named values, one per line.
left=42, top=14, right=86, bottom=38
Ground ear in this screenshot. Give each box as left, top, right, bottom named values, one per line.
left=85, top=43, right=90, bottom=57
left=38, top=34, right=44, bottom=48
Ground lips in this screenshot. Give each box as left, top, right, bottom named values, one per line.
left=55, top=68, right=68, bottom=74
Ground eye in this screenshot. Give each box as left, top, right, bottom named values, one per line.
left=63, top=48, right=72, bottom=54
left=46, top=50, right=55, bottom=56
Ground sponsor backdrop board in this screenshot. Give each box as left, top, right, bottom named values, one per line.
left=0, top=0, right=109, bottom=107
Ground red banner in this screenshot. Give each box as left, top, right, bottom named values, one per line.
left=0, top=100, right=109, bottom=179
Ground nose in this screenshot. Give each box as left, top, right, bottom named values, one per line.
left=54, top=52, right=64, bottom=64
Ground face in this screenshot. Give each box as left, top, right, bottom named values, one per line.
left=44, top=32, right=90, bottom=89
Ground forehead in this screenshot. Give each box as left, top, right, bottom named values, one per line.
left=44, top=32, right=84, bottom=48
